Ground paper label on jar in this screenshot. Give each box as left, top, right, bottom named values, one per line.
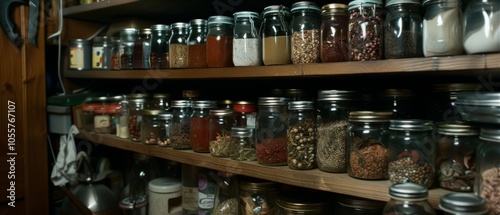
left=70, top=47, right=84, bottom=69
left=182, top=186, right=198, bottom=211
left=94, top=115, right=110, bottom=128
left=92, top=46, right=104, bottom=68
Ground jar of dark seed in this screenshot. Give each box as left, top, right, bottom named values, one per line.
left=347, top=0, right=384, bottom=61
left=383, top=183, right=437, bottom=215
left=239, top=177, right=280, bottom=215
left=157, top=113, right=172, bottom=147
left=384, top=0, right=423, bottom=59
left=334, top=194, right=386, bottom=215
left=255, top=97, right=289, bottom=166
left=347, top=111, right=392, bottom=180
left=229, top=126, right=256, bottom=161
left=475, top=128, right=500, bottom=214
left=435, top=122, right=479, bottom=192
left=320, top=3, right=349, bottom=63
left=387, top=119, right=435, bottom=188
left=190, top=100, right=217, bottom=153
left=439, top=193, right=488, bottom=215
left=316, top=90, right=362, bottom=173
left=170, top=100, right=194, bottom=149
left=290, top=1, right=322, bottom=64
left=119, top=28, right=139, bottom=70
left=208, top=109, right=236, bottom=157
left=129, top=94, right=150, bottom=142
left=287, top=101, right=316, bottom=170
left=140, top=109, right=164, bottom=145
left=261, top=5, right=292, bottom=66
left=150, top=24, right=171, bottom=69
left=169, top=22, right=189, bottom=68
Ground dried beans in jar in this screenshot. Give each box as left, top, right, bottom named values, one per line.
left=347, top=0, right=384, bottom=61
left=290, top=1, right=322, bottom=64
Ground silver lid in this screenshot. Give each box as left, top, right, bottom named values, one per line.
left=170, top=22, right=189, bottom=29
left=437, top=121, right=479, bottom=136
left=120, top=28, right=139, bottom=36
left=139, top=109, right=165, bottom=116
left=231, top=126, right=254, bottom=137
left=258, top=97, right=288, bottom=106
left=129, top=93, right=150, bottom=99
left=456, top=92, right=500, bottom=107
left=209, top=109, right=235, bottom=116
left=480, top=127, right=500, bottom=142
left=233, top=11, right=261, bottom=19
left=207, top=15, right=234, bottom=25
left=423, top=0, right=459, bottom=6
left=348, top=0, right=384, bottom=10
left=171, top=100, right=193, bottom=108
left=158, top=113, right=172, bottom=120
left=389, top=119, right=433, bottom=131
left=189, top=19, right=208, bottom=26
left=288, top=101, right=314, bottom=110
left=386, top=0, right=421, bottom=7
left=150, top=24, right=170, bottom=31
left=153, top=93, right=170, bottom=99
left=193, top=100, right=218, bottom=108
left=349, top=111, right=392, bottom=122
left=389, top=183, right=428, bottom=199
left=439, top=193, right=488, bottom=214
left=317, top=90, right=358, bottom=101
left=291, top=1, right=321, bottom=12
left=262, top=5, right=291, bottom=17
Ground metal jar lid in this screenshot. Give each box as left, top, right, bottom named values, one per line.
left=276, top=193, right=329, bottom=212
left=336, top=194, right=387, bottom=210
left=239, top=177, right=278, bottom=191
left=317, top=90, right=359, bottom=101
left=170, top=22, right=189, bottom=30
left=171, top=100, right=193, bottom=108
left=189, top=19, right=207, bottom=27
left=389, top=119, right=433, bottom=131
left=437, top=121, right=479, bottom=136
left=153, top=93, right=170, bottom=99
left=389, top=183, right=428, bottom=199
left=231, top=126, right=254, bottom=137
left=193, top=100, right=217, bottom=109
left=129, top=93, right=150, bottom=99
left=158, top=113, right=172, bottom=120
left=386, top=0, right=421, bottom=7
left=69, top=39, right=90, bottom=46
left=233, top=11, right=261, bottom=20
left=139, top=109, right=165, bottom=116
left=119, top=195, right=148, bottom=210
left=258, top=97, right=288, bottom=106
left=119, top=28, right=139, bottom=40
left=349, top=111, right=392, bottom=122
left=209, top=109, right=235, bottom=116
left=291, top=1, right=321, bottom=12
left=348, top=0, right=384, bottom=10
left=151, top=24, right=170, bottom=31
left=456, top=92, right=500, bottom=107
left=423, top=0, right=460, bottom=6
left=288, top=101, right=314, bottom=110
left=321, top=3, right=348, bottom=14
left=262, top=5, right=291, bottom=17
left=439, top=193, right=488, bottom=214
left=479, top=127, right=500, bottom=142
left=207, top=15, right=234, bottom=26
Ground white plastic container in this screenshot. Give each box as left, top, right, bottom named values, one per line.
left=148, top=177, right=182, bottom=215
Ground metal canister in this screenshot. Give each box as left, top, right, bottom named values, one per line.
left=69, top=39, right=91, bottom=70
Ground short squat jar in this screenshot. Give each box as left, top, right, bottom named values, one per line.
left=229, top=126, right=256, bottom=162
left=388, top=119, right=435, bottom=188
left=347, top=111, right=392, bottom=180
left=170, top=100, right=193, bottom=150
left=261, top=5, right=292, bottom=65
left=208, top=109, right=236, bottom=158
left=475, top=128, right=500, bottom=214
left=384, top=0, right=423, bottom=59
left=348, top=0, right=384, bottom=61
left=287, top=101, right=316, bottom=170
left=462, top=0, right=500, bottom=54
left=206, top=16, right=234, bottom=68
left=290, top=1, right=322, bottom=64
left=439, top=193, right=488, bottom=215
left=383, top=183, right=437, bottom=215
left=233, top=11, right=262, bottom=67
left=320, top=3, right=349, bottom=63
left=239, top=177, right=280, bottom=215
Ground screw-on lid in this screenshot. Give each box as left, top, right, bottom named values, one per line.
left=317, top=90, right=359, bottom=101
left=233, top=11, right=261, bottom=20
left=119, top=195, right=148, bottom=209
left=209, top=109, right=235, bottom=116
left=276, top=192, right=329, bottom=212
left=336, top=194, right=387, bottom=210
left=291, top=1, right=321, bottom=12
left=153, top=93, right=170, bottom=99
left=140, top=28, right=151, bottom=35
left=456, top=92, right=500, bottom=107
left=129, top=93, right=150, bottom=99
left=437, top=121, right=479, bottom=136
left=389, top=119, right=433, bottom=131
left=389, top=183, right=428, bottom=199
left=171, top=100, right=193, bottom=108
left=139, top=109, right=165, bottom=116
left=170, top=22, right=189, bottom=29
left=189, top=19, right=207, bottom=26
left=193, top=100, right=218, bottom=109
left=151, top=24, right=170, bottom=31
left=233, top=101, right=257, bottom=112
left=231, top=126, right=254, bottom=137
left=258, top=97, right=289, bottom=106
left=207, top=15, right=234, bottom=26
left=423, top=0, right=459, bottom=6
left=439, top=193, right=488, bottom=214
left=480, top=127, right=500, bottom=142
left=386, top=0, right=421, bottom=7
left=349, top=111, right=393, bottom=122
left=239, top=177, right=278, bottom=191
left=321, top=3, right=348, bottom=14
left=348, top=0, right=384, bottom=10
left=148, top=177, right=182, bottom=193
left=158, top=113, right=172, bottom=120
left=262, top=5, right=291, bottom=17
left=288, top=101, right=314, bottom=110
left=69, top=38, right=90, bottom=45
left=119, top=28, right=139, bottom=39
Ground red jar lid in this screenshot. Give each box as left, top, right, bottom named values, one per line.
left=82, top=103, right=101, bottom=112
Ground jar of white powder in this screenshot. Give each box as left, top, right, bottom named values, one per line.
left=233, top=11, right=262, bottom=66
left=462, top=0, right=500, bottom=54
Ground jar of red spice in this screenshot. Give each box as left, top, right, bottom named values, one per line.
left=287, top=101, right=316, bottom=170
left=261, top=5, right=291, bottom=65
left=256, top=97, right=289, bottom=166
left=320, top=3, right=349, bottom=63
left=190, top=100, right=217, bottom=153
left=187, top=19, right=208, bottom=68
left=169, top=22, right=189, bottom=68
left=290, top=1, right=322, bottom=64
left=150, top=24, right=171, bottom=69
left=206, top=16, right=234, bottom=68
left=232, top=101, right=257, bottom=127
left=129, top=94, right=150, bottom=142
left=348, top=0, right=384, bottom=61
left=133, top=28, right=151, bottom=69
left=208, top=109, right=236, bottom=157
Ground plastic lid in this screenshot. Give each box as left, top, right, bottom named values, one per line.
left=262, top=5, right=291, bottom=17
left=171, top=100, right=193, bottom=108
left=119, top=196, right=148, bottom=209
left=386, top=0, right=421, bottom=6
left=189, top=19, right=207, bottom=26
left=389, top=119, right=433, bottom=131
left=170, top=22, right=189, bottom=29
left=349, top=111, right=392, bottom=122
left=291, top=1, right=321, bottom=12
left=439, top=193, right=488, bottom=214
left=389, top=183, right=428, bottom=199
left=209, top=109, right=235, bottom=116
left=151, top=24, right=170, bottom=31
left=258, top=97, right=288, bottom=106
left=348, top=0, right=383, bottom=10
left=288, top=101, right=314, bottom=110
left=207, top=15, right=234, bottom=25
left=437, top=121, right=479, bottom=136
left=148, top=177, right=182, bottom=193
left=233, top=11, right=261, bottom=20
left=193, top=100, right=218, bottom=109
left=321, top=3, right=348, bottom=14
left=480, top=127, right=500, bottom=142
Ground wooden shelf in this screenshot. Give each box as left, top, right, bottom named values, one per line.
left=76, top=131, right=454, bottom=209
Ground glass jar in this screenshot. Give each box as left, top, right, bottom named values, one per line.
left=94, top=103, right=120, bottom=134
left=376, top=89, right=422, bottom=120
left=129, top=94, right=150, bottom=142
left=208, top=109, right=236, bottom=157
left=383, top=183, right=437, bottom=215
left=463, top=0, right=500, bottom=54
left=255, top=97, right=289, bottom=166
left=198, top=168, right=217, bottom=214
left=475, top=128, right=500, bottom=214
left=435, top=122, right=479, bottom=192
left=348, top=0, right=384, bottom=61
left=170, top=100, right=193, bottom=149
left=181, top=164, right=199, bottom=215
left=150, top=93, right=170, bottom=111
left=206, top=15, right=234, bottom=68
left=140, top=109, right=164, bottom=145
left=287, top=101, right=316, bottom=170
left=212, top=172, right=239, bottom=215
left=439, top=193, right=488, bottom=215
left=148, top=177, right=182, bottom=215
left=157, top=113, right=172, bottom=147
left=423, top=0, right=464, bottom=57
left=290, top=1, right=321, bottom=64
left=428, top=83, right=477, bottom=122
left=334, top=194, right=386, bottom=215
left=275, top=192, right=330, bottom=215
left=218, top=99, right=233, bottom=109
left=68, top=39, right=91, bottom=70
left=111, top=37, right=121, bottom=70
left=120, top=153, right=154, bottom=215
left=384, top=0, right=423, bottom=59
left=388, top=119, right=435, bottom=188
left=187, top=19, right=208, bottom=68
left=229, top=126, right=256, bottom=161
left=150, top=24, right=171, bottom=69
left=233, top=11, right=262, bottom=67
left=261, top=5, right=291, bottom=65
left=120, top=28, right=139, bottom=70
left=92, top=36, right=111, bottom=69
left=119, top=195, right=147, bottom=215
left=169, top=22, right=189, bottom=68
left=232, top=101, right=257, bottom=127
left=320, top=3, right=349, bottom=63
left=190, top=100, right=217, bottom=153
left=80, top=99, right=99, bottom=132
left=117, top=100, right=129, bottom=138
left=239, top=177, right=280, bottom=215
left=133, top=28, right=151, bottom=69
left=347, top=111, right=392, bottom=180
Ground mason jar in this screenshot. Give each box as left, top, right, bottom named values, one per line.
left=208, top=109, right=236, bottom=157
left=140, top=109, right=164, bottom=145
left=187, top=19, right=208, bottom=68
left=92, top=35, right=111, bottom=69
left=157, top=113, right=172, bottom=147
left=110, top=37, right=121, bottom=70
left=274, top=192, right=330, bottom=215
left=261, top=5, right=291, bottom=65
left=233, top=11, right=262, bottom=66
left=334, top=194, right=386, bottom=215
left=150, top=24, right=171, bottom=69
left=206, top=15, right=234, bottom=68
left=255, top=97, right=289, bottom=166
left=320, top=3, right=349, bottom=63
left=423, top=0, right=464, bottom=57
left=439, top=193, right=488, bottom=215
left=347, top=111, right=392, bottom=180
left=129, top=94, right=150, bottom=142
left=348, top=0, right=384, bottom=61
left=383, top=183, right=437, bottom=215
left=229, top=126, right=256, bottom=161
left=120, top=28, right=139, bottom=69
left=475, top=128, right=500, bottom=214
left=290, top=1, right=322, bottom=64
left=462, top=0, right=500, bottom=54
left=150, top=93, right=170, bottom=111
left=388, top=119, right=435, bottom=188
left=133, top=28, right=151, bottom=69
left=232, top=101, right=257, bottom=127
left=190, top=100, right=217, bottom=153
left=384, top=0, right=423, bottom=59
left=287, top=101, right=316, bottom=170
left=170, top=100, right=193, bottom=149
left=169, top=22, right=189, bottom=68
left=239, top=177, right=280, bottom=215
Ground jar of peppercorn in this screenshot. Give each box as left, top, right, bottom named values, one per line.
left=347, top=0, right=384, bottom=61
left=383, top=183, right=437, bottom=215
left=387, top=119, right=435, bottom=188
left=170, top=100, right=194, bottom=150
left=320, top=3, right=349, bottom=63
left=140, top=109, right=164, bottom=145
left=206, top=15, right=234, bottom=68
left=384, top=0, right=423, bottom=59
left=256, top=97, right=289, bottom=166
left=290, top=1, right=322, bottom=64
left=261, top=5, right=292, bottom=66
left=287, top=101, right=316, bottom=170
left=347, top=111, right=392, bottom=180
left=190, top=100, right=217, bottom=153
left=128, top=94, right=150, bottom=142
left=208, top=109, right=236, bottom=158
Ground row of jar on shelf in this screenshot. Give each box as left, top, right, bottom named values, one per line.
left=67, top=0, right=500, bottom=71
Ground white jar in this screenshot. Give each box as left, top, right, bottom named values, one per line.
left=148, top=177, right=182, bottom=215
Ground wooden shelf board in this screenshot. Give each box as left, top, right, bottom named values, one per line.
left=76, top=132, right=149, bottom=154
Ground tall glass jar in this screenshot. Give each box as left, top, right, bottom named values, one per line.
left=239, top=177, right=280, bottom=215
left=261, top=5, right=291, bottom=65
left=388, top=119, right=435, bottom=188
left=187, top=19, right=208, bottom=68
left=169, top=22, right=189, bottom=68
left=92, top=36, right=111, bottom=69
left=206, top=15, right=234, bottom=68
left=423, top=0, right=464, bottom=57
left=347, top=111, right=392, bottom=180
left=232, top=101, right=257, bottom=127
left=140, top=109, right=164, bottom=145
left=320, top=3, right=349, bottom=63
left=133, top=28, right=151, bottom=69
left=129, top=94, right=150, bottom=142
left=290, top=1, right=321, bottom=64
left=384, top=0, right=423, bottom=59
left=229, top=126, right=256, bottom=161
left=111, top=37, right=121, bottom=70
left=435, top=122, right=479, bottom=192
left=170, top=100, right=193, bottom=149
left=233, top=11, right=262, bottom=67
left=475, top=128, right=500, bottom=214
left=255, top=97, right=288, bottom=166
left=120, top=28, right=139, bottom=70
left=287, top=101, right=316, bottom=170
left=157, top=113, right=172, bottom=147
left=348, top=0, right=384, bottom=61
left=190, top=100, right=217, bottom=153
left=463, top=0, right=500, bottom=54
left=150, top=24, right=171, bottom=69
left=117, top=100, right=129, bottom=139
left=208, top=109, right=236, bottom=158
left=439, top=193, right=488, bottom=215
left=383, top=183, right=437, bottom=215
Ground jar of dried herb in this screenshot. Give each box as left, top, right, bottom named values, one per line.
left=383, top=183, right=437, bottom=215
left=347, top=111, right=392, bottom=180
left=150, top=24, right=171, bottom=69
left=170, top=100, right=194, bottom=149
left=435, top=122, right=479, bottom=192
left=290, top=1, right=321, bottom=64
left=190, top=100, right=217, bottom=153
left=208, top=109, right=236, bottom=157
left=128, top=94, right=150, bottom=142
left=287, top=101, right=316, bottom=170
left=320, top=3, right=348, bottom=63
left=388, top=119, right=435, bottom=188
left=347, top=0, right=384, bottom=61
left=229, top=126, right=256, bottom=161
left=261, top=5, right=291, bottom=65
left=256, top=97, right=289, bottom=166
left=475, top=128, right=500, bottom=214
left=384, top=0, right=423, bottom=59
left=169, top=22, right=189, bottom=68
left=239, top=177, right=280, bottom=215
